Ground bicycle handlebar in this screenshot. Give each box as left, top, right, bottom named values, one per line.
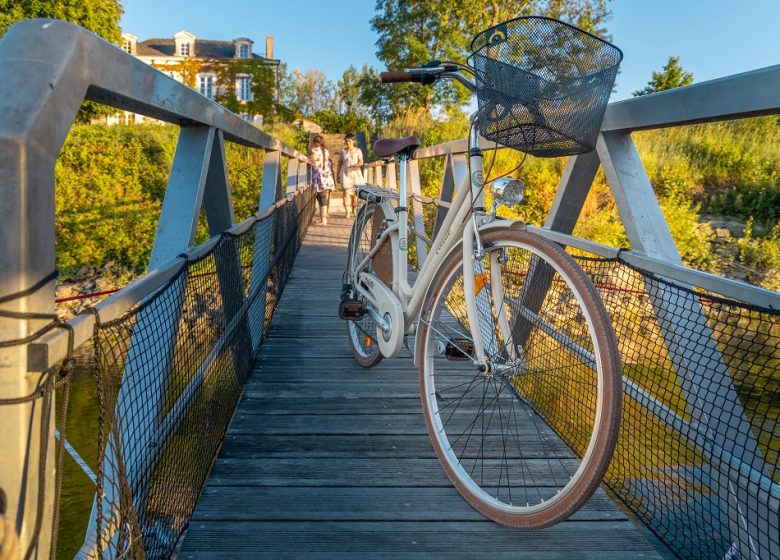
left=380, top=64, right=476, bottom=92
left=380, top=71, right=414, bottom=83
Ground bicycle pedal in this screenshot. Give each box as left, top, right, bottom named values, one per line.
left=339, top=299, right=366, bottom=321
left=445, top=339, right=475, bottom=361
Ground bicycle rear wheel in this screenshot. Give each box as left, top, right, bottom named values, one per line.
left=344, top=201, right=383, bottom=367
left=416, top=228, right=621, bottom=528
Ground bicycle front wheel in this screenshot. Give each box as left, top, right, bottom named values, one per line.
left=416, top=228, right=621, bottom=528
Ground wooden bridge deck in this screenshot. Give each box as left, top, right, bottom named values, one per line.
left=179, top=205, right=666, bottom=559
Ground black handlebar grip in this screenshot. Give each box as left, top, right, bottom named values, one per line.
left=380, top=71, right=413, bottom=83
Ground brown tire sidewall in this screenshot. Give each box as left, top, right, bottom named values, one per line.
left=417, top=228, right=622, bottom=528
left=345, top=202, right=383, bottom=368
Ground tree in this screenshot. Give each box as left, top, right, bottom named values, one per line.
left=210, top=59, right=280, bottom=122
left=279, top=67, right=337, bottom=117
left=0, top=0, right=124, bottom=122
left=633, top=56, right=694, bottom=96
left=371, top=0, right=613, bottom=112
left=0, top=0, right=123, bottom=43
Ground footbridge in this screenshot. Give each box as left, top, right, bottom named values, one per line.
left=0, top=19, right=778, bottom=560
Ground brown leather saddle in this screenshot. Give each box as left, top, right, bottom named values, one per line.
left=373, top=136, right=421, bottom=159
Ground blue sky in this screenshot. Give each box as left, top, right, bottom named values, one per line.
left=121, top=0, right=780, bottom=101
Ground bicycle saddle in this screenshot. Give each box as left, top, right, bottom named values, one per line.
left=373, top=136, right=420, bottom=159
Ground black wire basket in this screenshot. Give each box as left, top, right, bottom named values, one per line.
left=469, top=16, right=623, bottom=158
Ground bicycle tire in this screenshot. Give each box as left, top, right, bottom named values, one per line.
left=344, top=201, right=383, bottom=368
left=416, top=228, right=621, bottom=528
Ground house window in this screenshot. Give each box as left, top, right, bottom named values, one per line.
left=238, top=77, right=252, bottom=101
left=199, top=75, right=214, bottom=99
left=239, top=44, right=249, bottom=58
left=179, top=42, right=191, bottom=56
left=122, top=40, right=132, bottom=54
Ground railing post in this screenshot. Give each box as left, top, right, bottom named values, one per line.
left=597, top=130, right=770, bottom=559
left=543, top=151, right=601, bottom=233
left=286, top=158, right=299, bottom=195
left=432, top=154, right=466, bottom=238
left=0, top=21, right=94, bottom=558
left=408, top=160, right=427, bottom=267
left=375, top=166, right=384, bottom=187
left=386, top=162, right=397, bottom=190
left=251, top=150, right=283, bottom=349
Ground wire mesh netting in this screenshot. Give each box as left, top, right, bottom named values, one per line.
left=401, top=195, right=778, bottom=558
left=578, top=257, right=779, bottom=560
left=88, top=187, right=316, bottom=558
left=469, top=17, right=622, bottom=158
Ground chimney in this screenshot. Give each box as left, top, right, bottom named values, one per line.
left=266, top=36, right=274, bottom=60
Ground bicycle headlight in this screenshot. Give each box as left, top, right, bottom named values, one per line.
left=489, top=178, right=525, bottom=206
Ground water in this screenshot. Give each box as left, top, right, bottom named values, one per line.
left=56, top=343, right=100, bottom=559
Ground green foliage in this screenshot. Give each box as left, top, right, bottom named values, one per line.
left=262, top=122, right=309, bottom=154
left=210, top=59, right=280, bottom=122
left=634, top=117, right=780, bottom=228
left=371, top=0, right=612, bottom=114
left=0, top=0, right=123, bottom=42
left=56, top=125, right=175, bottom=275
left=659, top=194, right=716, bottom=270
left=0, top=0, right=125, bottom=122
left=737, top=220, right=780, bottom=291
left=55, top=125, right=273, bottom=279
left=278, top=66, right=336, bottom=116
left=633, top=56, right=694, bottom=96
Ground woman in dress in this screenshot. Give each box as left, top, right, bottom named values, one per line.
left=337, top=133, right=364, bottom=218
left=309, top=134, right=335, bottom=225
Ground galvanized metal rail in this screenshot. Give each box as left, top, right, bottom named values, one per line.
left=0, top=19, right=310, bottom=558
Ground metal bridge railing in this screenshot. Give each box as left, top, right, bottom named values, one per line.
left=0, top=19, right=315, bottom=559
left=363, top=65, right=780, bottom=560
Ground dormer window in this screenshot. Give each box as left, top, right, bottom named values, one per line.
left=121, top=32, right=137, bottom=55
left=174, top=30, right=197, bottom=59
left=233, top=38, right=253, bottom=60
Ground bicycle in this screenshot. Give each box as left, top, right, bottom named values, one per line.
left=339, top=16, right=624, bottom=529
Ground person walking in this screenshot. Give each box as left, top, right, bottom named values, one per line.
left=309, top=134, right=335, bottom=225
left=337, top=133, right=364, bottom=218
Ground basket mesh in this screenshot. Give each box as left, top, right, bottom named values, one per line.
left=470, top=17, right=622, bottom=158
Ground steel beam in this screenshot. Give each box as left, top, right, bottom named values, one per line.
left=286, top=159, right=299, bottom=195
left=251, top=150, right=283, bottom=349
left=602, top=64, right=780, bottom=132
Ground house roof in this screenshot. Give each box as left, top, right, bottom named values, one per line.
left=136, top=38, right=277, bottom=63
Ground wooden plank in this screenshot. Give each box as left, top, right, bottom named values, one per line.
left=208, top=457, right=584, bottom=487
left=242, top=382, right=423, bottom=399
left=227, top=412, right=557, bottom=437
left=180, top=521, right=662, bottom=559
left=218, top=434, right=571, bottom=458
left=233, top=397, right=424, bottom=414
left=191, top=487, right=628, bottom=522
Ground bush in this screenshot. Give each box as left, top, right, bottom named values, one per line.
left=56, top=124, right=274, bottom=279
left=737, top=220, right=780, bottom=291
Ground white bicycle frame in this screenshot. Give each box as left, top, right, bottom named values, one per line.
left=350, top=122, right=508, bottom=365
